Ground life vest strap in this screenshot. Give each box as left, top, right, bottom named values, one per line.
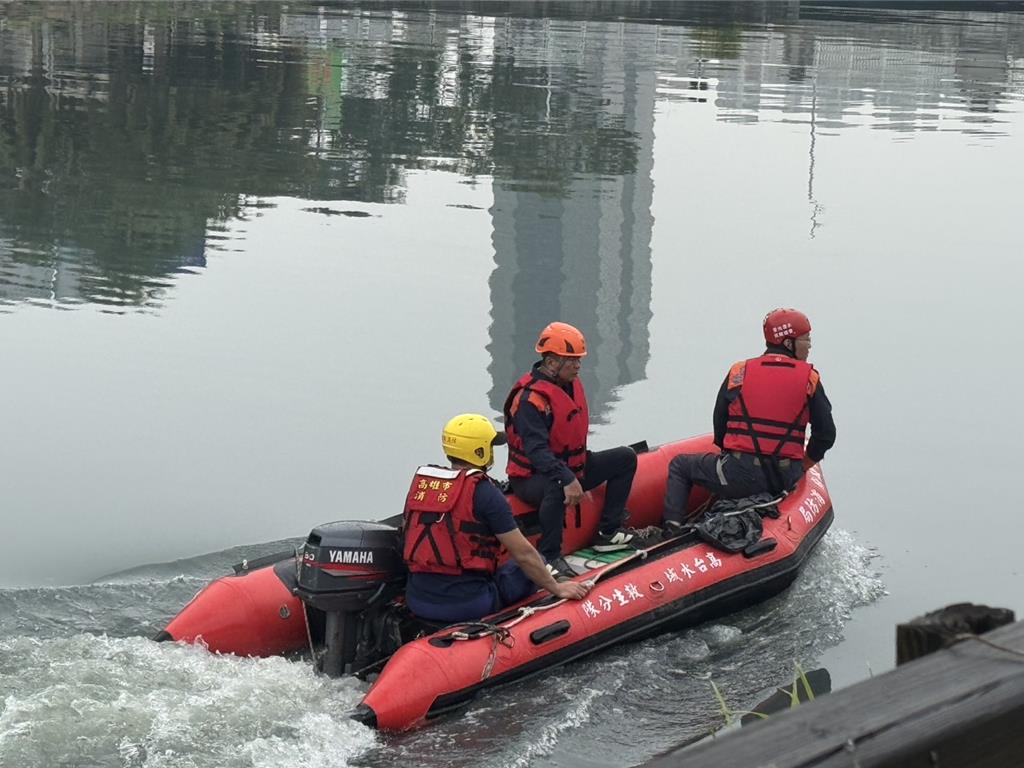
left=728, top=414, right=808, bottom=431
left=406, top=515, right=447, bottom=567
left=724, top=425, right=805, bottom=446
left=458, top=520, right=491, bottom=536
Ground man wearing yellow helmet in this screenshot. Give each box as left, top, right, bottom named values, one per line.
left=403, top=413, right=590, bottom=623
left=503, top=322, right=640, bottom=579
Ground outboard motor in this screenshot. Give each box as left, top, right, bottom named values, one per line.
left=294, top=521, right=406, bottom=677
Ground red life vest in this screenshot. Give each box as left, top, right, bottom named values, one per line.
left=722, top=354, right=820, bottom=461
left=503, top=372, right=589, bottom=479
left=402, top=466, right=501, bottom=576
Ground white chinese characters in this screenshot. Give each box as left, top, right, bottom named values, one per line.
left=579, top=551, right=727, bottom=621
left=581, top=582, right=645, bottom=619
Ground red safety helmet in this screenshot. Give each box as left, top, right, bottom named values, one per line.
left=763, top=308, right=811, bottom=345
left=535, top=322, right=587, bottom=357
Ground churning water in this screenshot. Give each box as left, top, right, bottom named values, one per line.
left=0, top=529, right=883, bottom=767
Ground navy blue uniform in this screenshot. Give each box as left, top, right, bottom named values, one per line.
left=406, top=480, right=534, bottom=622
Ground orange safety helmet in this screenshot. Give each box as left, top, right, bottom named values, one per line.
left=763, top=308, right=812, bottom=345
left=535, top=322, right=587, bottom=357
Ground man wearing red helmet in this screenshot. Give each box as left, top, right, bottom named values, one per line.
left=504, top=322, right=640, bottom=579
left=662, top=309, right=837, bottom=532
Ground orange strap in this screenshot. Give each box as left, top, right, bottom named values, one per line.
left=727, top=360, right=746, bottom=390
left=807, top=368, right=820, bottom=396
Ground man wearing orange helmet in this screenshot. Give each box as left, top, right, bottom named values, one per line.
left=662, top=309, right=837, bottom=532
left=504, top=322, right=640, bottom=578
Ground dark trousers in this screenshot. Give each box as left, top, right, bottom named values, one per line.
left=406, top=561, right=538, bottom=623
left=495, top=560, right=537, bottom=607
left=662, top=451, right=804, bottom=525
left=510, top=446, right=637, bottom=562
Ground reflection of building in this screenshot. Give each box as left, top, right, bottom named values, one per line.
left=281, top=8, right=656, bottom=421
left=0, top=5, right=298, bottom=308
left=3, top=2, right=1024, bottom=318
left=486, top=19, right=655, bottom=423
left=0, top=240, right=84, bottom=305
left=1013, top=57, right=1024, bottom=92
left=694, top=7, right=1024, bottom=133
left=283, top=7, right=499, bottom=202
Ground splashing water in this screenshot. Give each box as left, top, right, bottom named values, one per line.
left=357, top=528, right=884, bottom=768
left=0, top=635, right=376, bottom=768
left=0, top=528, right=881, bottom=768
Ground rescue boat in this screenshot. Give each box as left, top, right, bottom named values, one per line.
left=155, top=435, right=834, bottom=730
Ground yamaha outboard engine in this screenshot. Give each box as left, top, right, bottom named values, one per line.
left=294, top=521, right=406, bottom=677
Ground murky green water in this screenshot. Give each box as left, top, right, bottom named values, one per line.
left=1, top=2, right=1022, bottom=765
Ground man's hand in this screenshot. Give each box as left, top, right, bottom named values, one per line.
left=552, top=580, right=590, bottom=601
left=802, top=455, right=817, bottom=471
left=562, top=478, right=584, bottom=506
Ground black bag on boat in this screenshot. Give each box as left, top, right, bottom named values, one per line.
left=694, top=493, right=779, bottom=553
left=694, top=509, right=762, bottom=553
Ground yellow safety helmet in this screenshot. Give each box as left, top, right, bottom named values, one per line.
left=441, top=413, right=507, bottom=469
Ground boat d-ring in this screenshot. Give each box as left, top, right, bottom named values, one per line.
left=649, top=580, right=665, bottom=593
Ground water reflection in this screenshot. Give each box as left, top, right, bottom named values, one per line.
left=1, top=2, right=1023, bottom=392
left=0, top=3, right=313, bottom=308
left=0, top=5, right=1021, bottom=762
left=660, top=4, right=1024, bottom=134
left=485, top=18, right=655, bottom=421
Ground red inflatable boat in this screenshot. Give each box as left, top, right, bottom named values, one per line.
left=156, top=435, right=833, bottom=731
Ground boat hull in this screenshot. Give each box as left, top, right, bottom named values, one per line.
left=356, top=463, right=833, bottom=730
left=156, top=558, right=307, bottom=657
left=157, top=436, right=717, bottom=655
left=155, top=435, right=834, bottom=732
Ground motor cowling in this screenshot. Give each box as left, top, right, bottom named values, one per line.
left=295, top=521, right=406, bottom=611
left=294, top=521, right=408, bottom=677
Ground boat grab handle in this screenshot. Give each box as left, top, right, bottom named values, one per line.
left=530, top=620, right=571, bottom=645
left=743, top=537, right=778, bottom=558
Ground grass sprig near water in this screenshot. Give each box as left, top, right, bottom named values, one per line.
left=709, top=679, right=769, bottom=727
left=709, top=661, right=824, bottom=728
left=793, top=661, right=816, bottom=703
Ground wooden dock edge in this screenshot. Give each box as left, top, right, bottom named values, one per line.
left=641, top=616, right=1024, bottom=767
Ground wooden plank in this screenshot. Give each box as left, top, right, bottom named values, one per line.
left=642, top=620, right=1024, bottom=767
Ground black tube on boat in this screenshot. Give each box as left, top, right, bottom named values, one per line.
left=350, top=704, right=378, bottom=728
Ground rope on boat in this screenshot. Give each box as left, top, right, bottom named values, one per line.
left=685, top=491, right=787, bottom=522
left=445, top=599, right=580, bottom=680
left=296, top=547, right=322, bottom=667
left=721, top=492, right=789, bottom=517
left=481, top=629, right=515, bottom=680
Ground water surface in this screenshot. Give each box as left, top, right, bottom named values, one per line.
left=1, top=2, right=1022, bottom=765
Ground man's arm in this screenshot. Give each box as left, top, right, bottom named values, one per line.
left=475, top=481, right=589, bottom=601
left=514, top=398, right=577, bottom=486
left=712, top=376, right=731, bottom=449
left=497, top=528, right=590, bottom=601
left=805, top=382, right=836, bottom=462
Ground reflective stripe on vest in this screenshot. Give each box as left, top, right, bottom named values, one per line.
left=722, top=355, right=818, bottom=462
left=503, top=371, right=589, bottom=479
left=402, top=466, right=500, bottom=576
